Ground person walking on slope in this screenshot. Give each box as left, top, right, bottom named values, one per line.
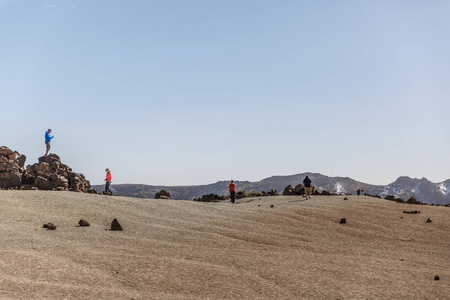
left=229, top=180, right=236, bottom=204
left=45, top=129, right=54, bottom=156
left=105, top=168, right=113, bottom=195
left=303, top=176, right=313, bottom=199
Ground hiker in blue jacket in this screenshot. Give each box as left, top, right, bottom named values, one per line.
left=45, top=129, right=54, bottom=156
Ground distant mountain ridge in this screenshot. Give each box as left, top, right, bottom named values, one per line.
left=93, top=173, right=450, bottom=205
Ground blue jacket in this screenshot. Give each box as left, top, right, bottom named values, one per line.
left=45, top=131, right=54, bottom=143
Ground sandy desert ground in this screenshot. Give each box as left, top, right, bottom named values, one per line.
left=0, top=190, right=449, bottom=299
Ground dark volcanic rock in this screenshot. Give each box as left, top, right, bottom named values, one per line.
left=339, top=218, right=347, bottom=224
left=155, top=189, right=171, bottom=199
left=406, top=196, right=425, bottom=205
left=283, top=184, right=307, bottom=196
left=434, top=276, right=440, bottom=281
left=283, top=185, right=295, bottom=195
left=0, top=147, right=26, bottom=189
left=79, top=219, right=90, bottom=227
left=426, top=218, right=433, bottom=223
left=43, top=223, right=56, bottom=230
left=111, top=218, right=123, bottom=231
left=193, top=193, right=228, bottom=202
left=385, top=195, right=404, bottom=203
left=23, top=154, right=90, bottom=192
left=294, top=184, right=305, bottom=195
left=403, top=210, right=420, bottom=214
left=34, top=176, right=54, bottom=190
left=267, top=189, right=278, bottom=196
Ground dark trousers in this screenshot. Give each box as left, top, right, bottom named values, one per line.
left=105, top=181, right=113, bottom=195
left=230, top=191, right=236, bottom=203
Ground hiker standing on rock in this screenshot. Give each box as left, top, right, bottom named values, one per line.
left=45, top=129, right=54, bottom=156
left=229, top=180, right=236, bottom=203
left=105, top=168, right=113, bottom=195
left=303, top=176, right=313, bottom=199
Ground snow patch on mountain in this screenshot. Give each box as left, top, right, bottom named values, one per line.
left=334, top=182, right=345, bottom=194
left=439, top=183, right=449, bottom=196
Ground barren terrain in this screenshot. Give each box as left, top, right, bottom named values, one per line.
left=0, top=191, right=449, bottom=299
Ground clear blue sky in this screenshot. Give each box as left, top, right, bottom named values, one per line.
left=1, top=0, right=449, bottom=186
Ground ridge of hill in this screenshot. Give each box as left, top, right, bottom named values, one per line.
left=93, top=173, right=450, bottom=205
left=1, top=190, right=449, bottom=299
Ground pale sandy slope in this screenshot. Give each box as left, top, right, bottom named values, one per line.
left=0, top=191, right=449, bottom=300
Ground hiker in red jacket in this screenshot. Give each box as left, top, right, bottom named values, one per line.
left=105, top=168, right=113, bottom=195
left=229, top=180, right=236, bottom=203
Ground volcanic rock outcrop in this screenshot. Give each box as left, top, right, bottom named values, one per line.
left=155, top=189, right=171, bottom=199
left=0, top=147, right=27, bottom=189
left=283, top=184, right=302, bottom=195
left=193, top=194, right=228, bottom=202
left=22, top=154, right=91, bottom=192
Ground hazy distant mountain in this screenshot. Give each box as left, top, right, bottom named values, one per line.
left=92, top=173, right=450, bottom=205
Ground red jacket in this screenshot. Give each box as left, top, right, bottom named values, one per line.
left=106, top=172, right=112, bottom=183
left=229, top=183, right=236, bottom=192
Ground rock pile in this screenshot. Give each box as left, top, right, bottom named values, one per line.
left=193, top=194, right=228, bottom=202
left=261, top=189, right=279, bottom=196
left=0, top=146, right=92, bottom=192
left=283, top=184, right=305, bottom=196
left=23, top=154, right=91, bottom=192
left=155, top=189, right=171, bottom=199
left=0, top=147, right=26, bottom=189
left=283, top=184, right=336, bottom=196
left=406, top=196, right=425, bottom=205
left=403, top=210, right=420, bottom=214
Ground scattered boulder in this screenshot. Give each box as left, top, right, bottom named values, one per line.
left=43, top=223, right=56, bottom=230
left=426, top=218, right=433, bottom=223
left=155, top=189, right=171, bottom=199
left=343, top=197, right=349, bottom=200
left=435, top=276, right=440, bottom=281
left=339, top=218, right=347, bottom=224
left=79, top=219, right=90, bottom=227
left=270, top=204, right=274, bottom=208
left=111, top=218, right=123, bottom=231
left=403, top=210, right=420, bottom=214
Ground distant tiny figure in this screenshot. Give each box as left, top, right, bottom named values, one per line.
left=45, top=129, right=54, bottom=156
left=229, top=180, right=236, bottom=203
left=303, top=176, right=312, bottom=199
left=105, top=168, right=113, bottom=195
